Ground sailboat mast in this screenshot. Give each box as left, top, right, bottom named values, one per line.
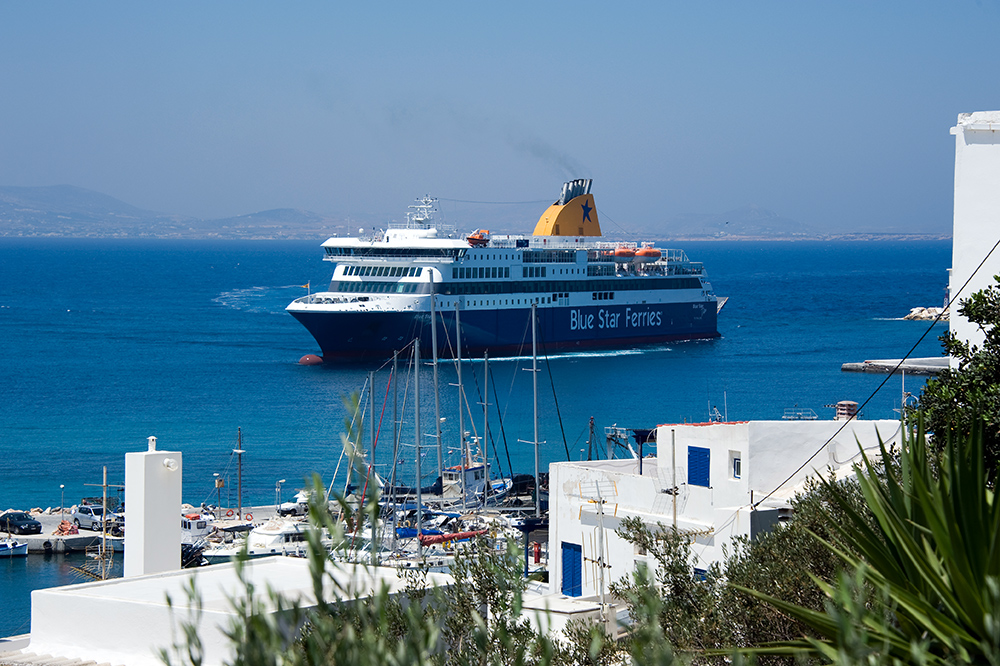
left=389, top=349, right=399, bottom=548
left=430, top=274, right=443, bottom=480
left=532, top=303, right=540, bottom=518
left=456, top=303, right=465, bottom=511
left=391, top=350, right=399, bottom=501
left=102, top=465, right=108, bottom=578
left=414, top=338, right=423, bottom=557
left=483, top=351, right=489, bottom=503
left=235, top=427, right=245, bottom=522
left=587, top=416, right=595, bottom=461
left=368, top=369, right=376, bottom=565
left=369, top=370, right=375, bottom=471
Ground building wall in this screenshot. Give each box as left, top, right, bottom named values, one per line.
left=950, top=111, right=1000, bottom=357
left=548, top=419, right=901, bottom=599
left=744, top=420, right=902, bottom=495
left=548, top=460, right=668, bottom=602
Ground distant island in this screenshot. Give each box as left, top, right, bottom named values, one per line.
left=0, top=185, right=951, bottom=242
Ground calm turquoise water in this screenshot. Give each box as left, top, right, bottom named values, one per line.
left=0, top=238, right=950, bottom=635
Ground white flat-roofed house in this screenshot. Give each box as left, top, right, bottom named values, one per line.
left=950, top=111, right=1000, bottom=364
left=547, top=419, right=902, bottom=601
left=15, top=558, right=453, bottom=666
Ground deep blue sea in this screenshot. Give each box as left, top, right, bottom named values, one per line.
left=0, top=238, right=950, bottom=636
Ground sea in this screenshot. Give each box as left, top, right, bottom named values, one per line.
left=0, top=237, right=951, bottom=636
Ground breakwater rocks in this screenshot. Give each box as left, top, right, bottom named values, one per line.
left=904, top=307, right=948, bottom=321
left=841, top=357, right=948, bottom=375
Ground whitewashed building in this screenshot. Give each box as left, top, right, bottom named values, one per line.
left=547, top=419, right=902, bottom=600
left=16, top=558, right=452, bottom=666
left=950, top=111, right=1000, bottom=358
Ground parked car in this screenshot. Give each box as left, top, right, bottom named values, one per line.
left=277, top=490, right=311, bottom=517
left=72, top=505, right=112, bottom=531
left=0, top=511, right=42, bottom=535
left=277, top=500, right=307, bottom=517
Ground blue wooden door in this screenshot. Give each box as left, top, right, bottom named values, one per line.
left=561, top=541, right=582, bottom=596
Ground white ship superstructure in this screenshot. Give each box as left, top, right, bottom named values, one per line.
left=287, top=180, right=719, bottom=360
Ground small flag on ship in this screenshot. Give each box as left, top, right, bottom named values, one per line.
left=301, top=282, right=310, bottom=289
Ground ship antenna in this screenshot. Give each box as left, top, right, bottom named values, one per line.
left=406, top=195, right=438, bottom=227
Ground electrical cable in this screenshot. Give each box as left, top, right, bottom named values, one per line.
left=438, top=197, right=552, bottom=205
left=752, top=235, right=1000, bottom=509
left=595, top=206, right=634, bottom=236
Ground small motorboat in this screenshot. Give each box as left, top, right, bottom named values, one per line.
left=202, top=517, right=321, bottom=564
left=0, top=539, right=28, bottom=557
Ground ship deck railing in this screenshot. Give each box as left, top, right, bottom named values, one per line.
left=386, top=221, right=459, bottom=235
left=613, top=263, right=705, bottom=277
left=782, top=408, right=819, bottom=421
left=293, top=295, right=371, bottom=306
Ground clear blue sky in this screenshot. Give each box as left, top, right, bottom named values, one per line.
left=1, top=1, right=996, bottom=233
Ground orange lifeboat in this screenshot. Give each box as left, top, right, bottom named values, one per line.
left=634, top=246, right=662, bottom=263
left=613, top=246, right=635, bottom=262
left=466, top=229, right=490, bottom=247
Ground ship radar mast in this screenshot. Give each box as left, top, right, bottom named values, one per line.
left=406, top=195, right=438, bottom=227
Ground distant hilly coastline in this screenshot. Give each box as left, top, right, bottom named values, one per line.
left=0, top=185, right=350, bottom=240
left=0, top=185, right=950, bottom=241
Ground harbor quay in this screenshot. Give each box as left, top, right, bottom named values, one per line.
left=840, top=356, right=948, bottom=375
left=4, top=504, right=284, bottom=554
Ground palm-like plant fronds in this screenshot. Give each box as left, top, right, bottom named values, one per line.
left=736, top=418, right=1000, bottom=664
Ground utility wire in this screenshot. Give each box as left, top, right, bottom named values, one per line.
left=752, top=235, right=1000, bottom=509
left=438, top=198, right=552, bottom=205
left=595, top=206, right=634, bottom=236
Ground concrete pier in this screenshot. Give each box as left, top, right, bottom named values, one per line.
left=6, top=513, right=103, bottom=553
left=841, top=357, right=948, bottom=375
left=4, top=504, right=283, bottom=554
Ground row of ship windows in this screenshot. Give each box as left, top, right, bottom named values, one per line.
left=464, top=250, right=576, bottom=263
left=331, top=277, right=701, bottom=296
left=343, top=265, right=425, bottom=278
left=522, top=250, right=577, bottom=263
left=437, top=277, right=702, bottom=296
left=326, top=247, right=462, bottom=258
left=466, top=296, right=555, bottom=307
left=454, top=266, right=587, bottom=280
left=468, top=252, right=517, bottom=261
left=454, top=266, right=512, bottom=280
left=338, top=282, right=423, bottom=294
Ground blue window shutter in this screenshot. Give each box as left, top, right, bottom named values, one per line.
left=689, top=446, right=711, bottom=487
left=561, top=542, right=582, bottom=597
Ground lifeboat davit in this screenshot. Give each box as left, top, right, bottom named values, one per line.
left=613, top=246, right=635, bottom=262
left=467, top=229, right=490, bottom=247
left=634, top=247, right=662, bottom=263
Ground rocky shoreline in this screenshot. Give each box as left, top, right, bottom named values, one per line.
left=903, top=306, right=948, bottom=321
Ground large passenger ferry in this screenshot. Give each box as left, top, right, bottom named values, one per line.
left=287, top=180, right=720, bottom=361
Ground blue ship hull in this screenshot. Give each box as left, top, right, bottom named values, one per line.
left=289, top=301, right=719, bottom=361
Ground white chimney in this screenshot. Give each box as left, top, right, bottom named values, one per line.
left=124, top=436, right=182, bottom=577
